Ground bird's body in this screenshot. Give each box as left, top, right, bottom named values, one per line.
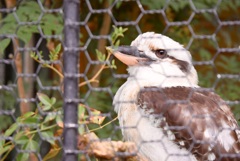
left=114, top=82, right=199, bottom=161
left=112, top=32, right=240, bottom=161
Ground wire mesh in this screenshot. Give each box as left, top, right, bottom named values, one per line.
left=0, top=0, right=240, bottom=161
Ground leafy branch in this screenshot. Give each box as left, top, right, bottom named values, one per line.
left=0, top=94, right=62, bottom=161
left=30, top=44, right=64, bottom=79
left=78, top=26, right=128, bottom=87
left=1, top=26, right=129, bottom=161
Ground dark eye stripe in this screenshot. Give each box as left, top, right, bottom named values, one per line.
left=167, top=55, right=189, bottom=73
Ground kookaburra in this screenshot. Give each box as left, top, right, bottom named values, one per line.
left=110, top=32, right=240, bottom=161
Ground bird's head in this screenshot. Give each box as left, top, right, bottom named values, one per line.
left=110, top=32, right=198, bottom=87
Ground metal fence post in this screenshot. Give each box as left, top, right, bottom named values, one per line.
left=63, top=0, right=79, bottom=161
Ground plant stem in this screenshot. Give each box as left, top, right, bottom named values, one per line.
left=32, top=57, right=64, bottom=79
left=48, top=64, right=64, bottom=79
left=0, top=144, right=14, bottom=161
left=78, top=79, right=99, bottom=87
left=3, top=141, right=12, bottom=147
left=79, top=52, right=111, bottom=87
left=27, top=124, right=58, bottom=135
left=86, top=116, right=118, bottom=134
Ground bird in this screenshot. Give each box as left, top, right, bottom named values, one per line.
left=110, top=32, right=240, bottom=161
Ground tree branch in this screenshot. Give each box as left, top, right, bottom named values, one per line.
left=78, top=132, right=147, bottom=161
left=90, top=0, right=112, bottom=87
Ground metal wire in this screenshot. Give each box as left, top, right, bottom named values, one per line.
left=0, top=0, right=239, bottom=160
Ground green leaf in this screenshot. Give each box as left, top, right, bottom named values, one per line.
left=140, top=0, right=165, bottom=9
left=55, top=44, right=61, bottom=54
left=116, top=1, right=122, bottom=8
left=96, top=49, right=106, bottom=62
left=78, top=125, right=85, bottom=135
left=42, top=105, right=52, bottom=111
left=14, top=134, right=29, bottom=145
left=41, top=13, right=63, bottom=35
left=17, top=27, right=33, bottom=44
left=170, top=1, right=189, bottom=12
left=111, top=25, right=128, bottom=46
left=51, top=97, right=56, bottom=105
left=49, top=44, right=61, bottom=61
left=0, top=140, right=5, bottom=149
left=44, top=114, right=56, bottom=123
left=41, top=23, right=53, bottom=35
left=19, top=112, right=38, bottom=124
left=4, top=123, right=18, bottom=137
left=43, top=147, right=61, bottom=161
left=111, top=59, right=117, bottom=69
left=16, top=1, right=41, bottom=22
left=199, top=48, right=211, bottom=61
left=56, top=115, right=63, bottom=128
left=49, top=51, right=58, bottom=61
left=23, top=139, right=38, bottom=151
left=16, top=153, right=29, bottom=161
left=0, top=23, right=16, bottom=34
left=1, top=14, right=16, bottom=23
left=30, top=52, right=38, bottom=59
left=0, top=14, right=16, bottom=35
left=37, top=93, right=52, bottom=106
left=0, top=145, right=12, bottom=156
left=78, top=104, right=88, bottom=123
left=0, top=115, right=14, bottom=131
left=21, top=111, right=35, bottom=119
left=37, top=93, right=56, bottom=111
left=41, top=131, right=55, bottom=145
left=0, top=39, right=11, bottom=54
left=114, top=39, right=120, bottom=47
left=78, top=104, right=85, bottom=118
left=22, top=117, right=38, bottom=124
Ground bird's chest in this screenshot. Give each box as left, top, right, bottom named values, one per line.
left=115, top=99, right=196, bottom=161
left=114, top=82, right=142, bottom=139
left=113, top=83, right=198, bottom=161
left=114, top=83, right=166, bottom=158
left=114, top=82, right=164, bottom=141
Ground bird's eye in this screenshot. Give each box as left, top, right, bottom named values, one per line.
left=154, top=49, right=167, bottom=59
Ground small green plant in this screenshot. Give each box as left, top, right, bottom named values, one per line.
left=79, top=25, right=127, bottom=87
left=0, top=26, right=128, bottom=161
left=30, top=43, right=64, bottom=79
left=0, top=93, right=61, bottom=161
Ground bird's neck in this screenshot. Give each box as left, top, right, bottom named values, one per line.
left=127, top=64, right=198, bottom=88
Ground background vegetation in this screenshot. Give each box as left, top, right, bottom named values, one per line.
left=0, top=0, right=240, bottom=160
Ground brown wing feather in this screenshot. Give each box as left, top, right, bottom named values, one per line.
left=138, top=86, right=240, bottom=161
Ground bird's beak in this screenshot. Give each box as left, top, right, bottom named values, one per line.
left=106, top=46, right=149, bottom=66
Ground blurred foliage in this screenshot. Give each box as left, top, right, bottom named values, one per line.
left=0, top=92, right=63, bottom=161
left=0, top=0, right=240, bottom=160
left=0, top=0, right=63, bottom=53
left=1, top=25, right=127, bottom=160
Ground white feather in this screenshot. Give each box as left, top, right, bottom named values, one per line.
left=113, top=32, right=202, bottom=161
left=114, top=82, right=198, bottom=161
left=217, top=121, right=236, bottom=152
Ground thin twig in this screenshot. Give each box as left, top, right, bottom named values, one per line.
left=86, top=116, right=118, bottom=134
left=32, top=57, right=64, bottom=79
left=79, top=52, right=111, bottom=87
left=26, top=124, right=58, bottom=135
left=0, top=144, right=14, bottom=161
left=46, top=65, right=64, bottom=79
left=78, top=79, right=99, bottom=87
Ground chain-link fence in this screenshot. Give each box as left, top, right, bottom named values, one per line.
left=0, top=0, right=240, bottom=161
